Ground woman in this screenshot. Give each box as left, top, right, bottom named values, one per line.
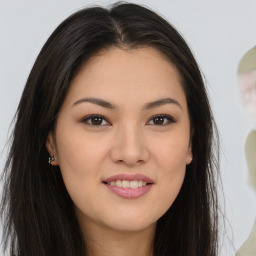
left=236, top=45, right=256, bottom=256
left=1, top=2, right=219, bottom=256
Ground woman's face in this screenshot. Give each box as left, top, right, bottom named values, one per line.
left=46, top=47, right=192, bottom=233
left=239, top=69, right=256, bottom=121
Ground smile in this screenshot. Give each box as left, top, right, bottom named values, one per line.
left=102, top=174, right=154, bottom=199
left=106, top=180, right=147, bottom=189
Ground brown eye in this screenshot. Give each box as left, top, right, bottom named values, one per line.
left=153, top=116, right=164, bottom=125
left=91, top=116, right=103, bottom=125
left=81, top=115, right=110, bottom=126
left=147, top=115, right=176, bottom=126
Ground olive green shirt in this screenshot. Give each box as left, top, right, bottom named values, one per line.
left=245, top=130, right=256, bottom=189
left=236, top=130, right=256, bottom=256
left=236, top=218, right=256, bottom=256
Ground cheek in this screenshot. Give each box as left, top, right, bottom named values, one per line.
left=55, top=127, right=110, bottom=201
left=148, top=131, right=189, bottom=213
left=56, top=127, right=108, bottom=174
left=241, top=80, right=256, bottom=101
left=150, top=128, right=190, bottom=171
left=55, top=131, right=113, bottom=225
left=158, top=141, right=187, bottom=192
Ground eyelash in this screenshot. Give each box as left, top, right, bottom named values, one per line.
left=81, top=114, right=176, bottom=127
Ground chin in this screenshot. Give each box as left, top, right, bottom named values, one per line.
left=108, top=221, right=156, bottom=233
left=102, top=212, right=158, bottom=232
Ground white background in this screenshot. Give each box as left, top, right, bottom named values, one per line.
left=1, top=1, right=256, bottom=255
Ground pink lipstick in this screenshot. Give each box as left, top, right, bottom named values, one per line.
left=102, top=174, right=153, bottom=199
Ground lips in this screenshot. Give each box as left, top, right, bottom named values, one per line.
left=102, top=174, right=154, bottom=199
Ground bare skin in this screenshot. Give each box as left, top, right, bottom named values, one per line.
left=239, top=69, right=256, bottom=123
left=46, top=46, right=192, bottom=255
left=80, top=217, right=155, bottom=256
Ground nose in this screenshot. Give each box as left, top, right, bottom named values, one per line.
left=109, top=124, right=149, bottom=167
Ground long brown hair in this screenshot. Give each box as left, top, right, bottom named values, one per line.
left=1, top=2, right=220, bottom=255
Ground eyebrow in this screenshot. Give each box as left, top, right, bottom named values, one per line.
left=72, top=97, right=182, bottom=110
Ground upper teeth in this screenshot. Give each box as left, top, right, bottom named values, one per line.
left=107, top=180, right=147, bottom=189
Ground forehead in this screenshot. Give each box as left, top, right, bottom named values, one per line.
left=64, top=46, right=187, bottom=109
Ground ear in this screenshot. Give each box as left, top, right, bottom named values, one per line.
left=186, top=142, right=193, bottom=165
left=46, top=132, right=59, bottom=166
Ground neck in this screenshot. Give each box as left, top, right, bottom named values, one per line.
left=79, top=219, right=156, bottom=256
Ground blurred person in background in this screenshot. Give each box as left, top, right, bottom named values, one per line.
left=236, top=45, right=256, bottom=256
